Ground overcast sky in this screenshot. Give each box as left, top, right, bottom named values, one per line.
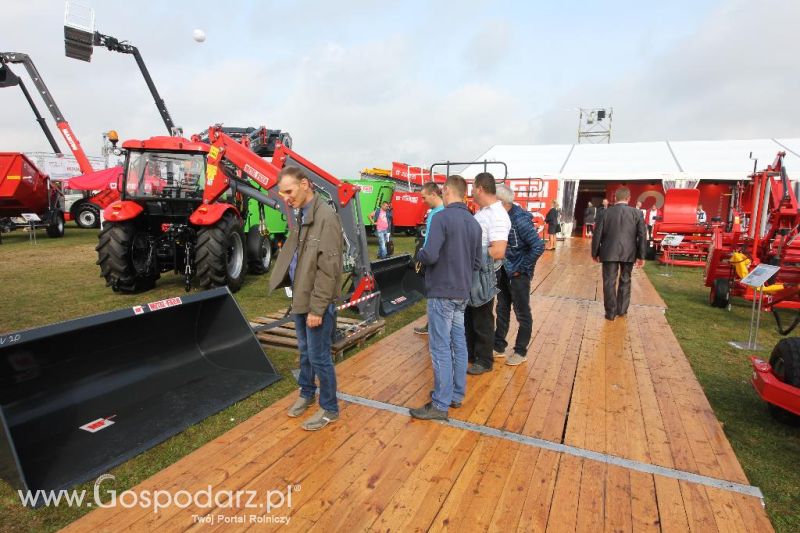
left=2, top=0, right=798, bottom=176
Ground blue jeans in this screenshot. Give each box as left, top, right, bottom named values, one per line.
left=377, top=229, right=389, bottom=258
left=294, top=304, right=338, bottom=413
left=427, top=297, right=468, bottom=411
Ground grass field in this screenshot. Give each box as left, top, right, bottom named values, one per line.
left=644, top=261, right=800, bottom=532
left=1, top=229, right=798, bottom=530
left=0, top=225, right=425, bottom=533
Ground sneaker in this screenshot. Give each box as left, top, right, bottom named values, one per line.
left=493, top=348, right=506, bottom=358
left=506, top=353, right=528, bottom=366
left=302, top=408, right=339, bottom=431
left=413, top=323, right=428, bottom=335
left=409, top=402, right=448, bottom=421
left=287, top=395, right=316, bottom=418
left=429, top=390, right=462, bottom=408
left=467, top=364, right=491, bottom=375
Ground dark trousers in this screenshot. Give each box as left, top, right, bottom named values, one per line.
left=494, top=268, right=533, bottom=356
left=602, top=261, right=634, bottom=317
left=465, top=297, right=495, bottom=369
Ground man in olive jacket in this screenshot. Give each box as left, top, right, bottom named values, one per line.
left=591, top=187, right=647, bottom=321
left=269, top=166, right=343, bottom=431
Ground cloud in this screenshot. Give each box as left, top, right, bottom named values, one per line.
left=533, top=0, right=800, bottom=144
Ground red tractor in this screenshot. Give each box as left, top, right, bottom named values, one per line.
left=96, top=127, right=420, bottom=319
left=705, top=152, right=800, bottom=309
left=648, top=188, right=722, bottom=266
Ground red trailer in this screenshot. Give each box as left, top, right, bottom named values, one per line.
left=0, top=153, right=65, bottom=239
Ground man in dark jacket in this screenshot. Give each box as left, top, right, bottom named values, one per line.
left=410, top=175, right=482, bottom=421
left=591, top=187, right=647, bottom=321
left=493, top=185, right=544, bottom=366
left=269, top=166, right=344, bottom=431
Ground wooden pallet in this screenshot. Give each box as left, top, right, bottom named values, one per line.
left=250, top=311, right=385, bottom=361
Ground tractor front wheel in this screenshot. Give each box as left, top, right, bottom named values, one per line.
left=246, top=226, right=272, bottom=275
left=76, top=203, right=101, bottom=229
left=195, top=213, right=246, bottom=292
left=96, top=221, right=158, bottom=292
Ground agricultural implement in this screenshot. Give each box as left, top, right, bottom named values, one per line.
left=705, top=152, right=800, bottom=310
left=649, top=188, right=721, bottom=266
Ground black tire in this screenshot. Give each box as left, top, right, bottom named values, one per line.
left=96, top=221, right=158, bottom=292
left=246, top=226, right=272, bottom=275
left=709, top=278, right=730, bottom=308
left=45, top=210, right=65, bottom=238
left=75, top=203, right=100, bottom=229
left=770, top=338, right=800, bottom=388
left=195, top=213, right=246, bottom=292
left=645, top=243, right=656, bottom=261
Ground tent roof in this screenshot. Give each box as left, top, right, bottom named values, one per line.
left=462, top=137, right=800, bottom=181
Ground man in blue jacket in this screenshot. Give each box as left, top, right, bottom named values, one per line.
left=410, top=175, right=482, bottom=421
left=493, top=185, right=544, bottom=366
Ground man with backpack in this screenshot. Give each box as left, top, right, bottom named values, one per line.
left=493, top=184, right=545, bottom=366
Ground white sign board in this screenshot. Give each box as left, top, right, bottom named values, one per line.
left=661, top=234, right=684, bottom=247
left=740, top=264, right=780, bottom=288
left=20, top=213, right=41, bottom=222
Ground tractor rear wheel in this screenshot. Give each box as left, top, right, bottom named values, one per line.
left=45, top=210, right=65, bottom=238
left=76, top=203, right=100, bottom=229
left=246, top=226, right=272, bottom=275
left=709, top=278, right=730, bottom=308
left=96, top=221, right=158, bottom=292
left=195, top=213, right=246, bottom=292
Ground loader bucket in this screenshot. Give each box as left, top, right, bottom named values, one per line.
left=371, top=253, right=425, bottom=315
left=0, top=287, right=280, bottom=498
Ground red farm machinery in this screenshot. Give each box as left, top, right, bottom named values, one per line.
left=704, top=152, right=800, bottom=310
left=647, top=188, right=722, bottom=266
left=0, top=51, right=102, bottom=240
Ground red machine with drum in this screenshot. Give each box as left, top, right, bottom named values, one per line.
left=650, top=188, right=719, bottom=266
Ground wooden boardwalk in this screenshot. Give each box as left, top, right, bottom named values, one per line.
left=65, top=239, right=771, bottom=532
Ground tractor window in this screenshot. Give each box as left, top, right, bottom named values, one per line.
left=124, top=151, right=206, bottom=200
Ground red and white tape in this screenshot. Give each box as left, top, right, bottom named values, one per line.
left=336, top=291, right=379, bottom=311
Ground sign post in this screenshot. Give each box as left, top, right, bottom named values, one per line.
left=20, top=213, right=41, bottom=244
left=659, top=234, right=684, bottom=277
left=729, top=264, right=780, bottom=350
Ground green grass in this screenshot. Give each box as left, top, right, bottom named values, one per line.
left=0, top=225, right=424, bottom=533
left=644, top=262, right=800, bottom=532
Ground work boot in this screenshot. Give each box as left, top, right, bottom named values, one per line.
left=506, top=353, right=528, bottom=366
left=467, top=363, right=491, bottom=375
left=413, top=323, right=428, bottom=335
left=409, top=402, right=448, bottom=421
left=287, top=395, right=316, bottom=418
left=302, top=408, right=339, bottom=431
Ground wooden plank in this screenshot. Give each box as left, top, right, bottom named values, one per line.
left=545, top=454, right=583, bottom=532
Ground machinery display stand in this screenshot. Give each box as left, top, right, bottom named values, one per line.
left=729, top=264, right=781, bottom=350
left=659, top=234, right=684, bottom=277
left=21, top=213, right=40, bottom=244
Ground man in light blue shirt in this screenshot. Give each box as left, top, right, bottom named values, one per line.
left=414, top=182, right=444, bottom=336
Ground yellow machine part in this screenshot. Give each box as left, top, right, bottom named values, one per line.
left=361, top=167, right=391, bottom=177
left=730, top=251, right=783, bottom=292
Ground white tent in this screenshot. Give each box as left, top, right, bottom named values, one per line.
left=462, top=137, right=800, bottom=182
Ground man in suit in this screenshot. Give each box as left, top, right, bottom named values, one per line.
left=591, top=187, right=647, bottom=321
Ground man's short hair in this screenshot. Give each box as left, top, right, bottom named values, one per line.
left=473, top=172, right=496, bottom=195
left=496, top=184, right=514, bottom=204
left=421, top=182, right=442, bottom=197
left=278, top=166, right=309, bottom=183
left=444, top=175, right=467, bottom=199
left=615, top=187, right=631, bottom=201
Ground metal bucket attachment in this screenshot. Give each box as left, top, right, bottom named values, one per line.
left=0, top=287, right=280, bottom=497
left=371, top=253, right=425, bottom=315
